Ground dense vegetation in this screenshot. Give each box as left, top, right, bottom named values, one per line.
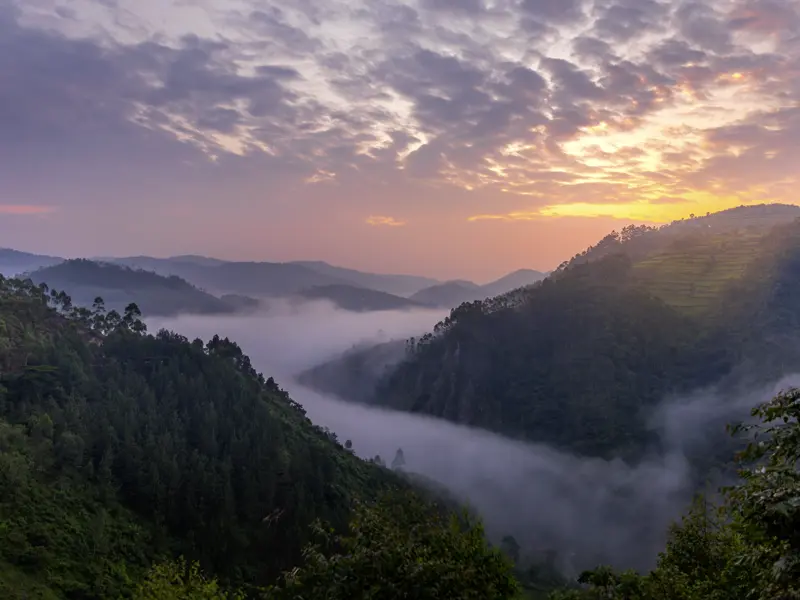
left=304, top=206, right=800, bottom=460
left=0, top=274, right=519, bottom=598
left=28, top=260, right=243, bottom=317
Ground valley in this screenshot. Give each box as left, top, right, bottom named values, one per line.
left=3, top=205, right=800, bottom=599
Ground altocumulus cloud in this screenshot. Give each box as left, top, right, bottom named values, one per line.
left=1, top=0, right=800, bottom=260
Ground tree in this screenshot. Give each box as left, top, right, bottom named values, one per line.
left=500, top=535, right=521, bottom=564
left=392, top=448, right=406, bottom=470
left=133, top=559, right=244, bottom=600
left=269, top=491, right=519, bottom=600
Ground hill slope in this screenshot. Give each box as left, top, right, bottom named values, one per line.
left=0, top=275, right=408, bottom=597
left=296, top=284, right=425, bottom=312
left=291, top=261, right=440, bottom=296
left=303, top=205, right=800, bottom=459
left=108, top=256, right=441, bottom=297
left=411, top=270, right=546, bottom=308
left=0, top=248, right=62, bottom=276
left=27, top=260, right=241, bottom=317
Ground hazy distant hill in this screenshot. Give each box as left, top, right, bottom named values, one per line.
left=481, top=269, right=548, bottom=298
left=291, top=261, right=439, bottom=296
left=106, top=256, right=441, bottom=298
left=302, top=204, right=800, bottom=459
left=411, top=270, right=547, bottom=308
left=0, top=248, right=63, bottom=276
left=28, top=259, right=242, bottom=317
left=410, top=281, right=482, bottom=307
left=296, top=284, right=426, bottom=312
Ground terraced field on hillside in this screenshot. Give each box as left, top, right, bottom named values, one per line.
left=633, top=230, right=769, bottom=315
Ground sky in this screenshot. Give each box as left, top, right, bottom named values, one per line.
left=1, top=0, right=798, bottom=281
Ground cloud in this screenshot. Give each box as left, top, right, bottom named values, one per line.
left=0, top=205, right=54, bottom=215
left=366, top=215, right=408, bottom=227
left=468, top=211, right=543, bottom=222
left=1, top=0, right=800, bottom=275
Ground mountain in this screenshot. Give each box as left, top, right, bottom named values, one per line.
left=301, top=204, right=800, bottom=459
left=0, top=275, right=516, bottom=598
left=106, top=256, right=441, bottom=298
left=480, top=269, right=548, bottom=299
left=409, top=270, right=546, bottom=308
left=410, top=281, right=482, bottom=307
left=291, top=261, right=440, bottom=296
left=27, top=259, right=243, bottom=317
left=0, top=248, right=62, bottom=276
left=296, top=284, right=426, bottom=312
left=0, top=275, right=396, bottom=596
left=297, top=339, right=409, bottom=403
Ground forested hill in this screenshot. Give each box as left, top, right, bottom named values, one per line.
left=28, top=259, right=248, bottom=317
left=0, top=275, right=522, bottom=599
left=0, top=275, right=399, bottom=596
left=303, top=205, right=800, bottom=460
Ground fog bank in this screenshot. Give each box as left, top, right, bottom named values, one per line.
left=151, top=305, right=797, bottom=573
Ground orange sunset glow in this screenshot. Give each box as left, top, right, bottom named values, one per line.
left=1, top=0, right=799, bottom=280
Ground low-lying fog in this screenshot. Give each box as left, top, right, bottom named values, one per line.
left=150, top=301, right=798, bottom=575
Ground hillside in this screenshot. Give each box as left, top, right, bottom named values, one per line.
left=411, top=281, right=482, bottom=307
left=0, top=248, right=62, bottom=276
left=291, top=261, right=439, bottom=296
left=108, top=256, right=441, bottom=297
left=481, top=269, right=548, bottom=299
left=27, top=260, right=243, bottom=317
left=412, top=271, right=547, bottom=308
left=302, top=205, right=800, bottom=459
left=0, top=275, right=403, bottom=596
left=0, top=275, right=522, bottom=598
left=297, top=284, right=425, bottom=312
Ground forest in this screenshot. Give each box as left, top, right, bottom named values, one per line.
left=0, top=275, right=516, bottom=598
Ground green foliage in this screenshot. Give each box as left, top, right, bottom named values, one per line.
left=550, top=388, right=800, bottom=600
left=0, top=276, right=407, bottom=597
left=133, top=559, right=243, bottom=600
left=268, top=490, right=520, bottom=600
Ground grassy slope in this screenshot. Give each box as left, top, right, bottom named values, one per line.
left=633, top=229, right=769, bottom=317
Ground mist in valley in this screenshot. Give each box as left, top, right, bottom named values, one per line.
left=151, top=302, right=798, bottom=575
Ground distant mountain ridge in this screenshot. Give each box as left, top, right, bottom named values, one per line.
left=27, top=259, right=246, bottom=317
left=295, top=285, right=426, bottom=312
left=411, top=269, right=547, bottom=308
left=0, top=248, right=62, bottom=276
left=4, top=248, right=550, bottom=311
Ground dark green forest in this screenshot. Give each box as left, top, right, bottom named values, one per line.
left=0, top=275, right=517, bottom=598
